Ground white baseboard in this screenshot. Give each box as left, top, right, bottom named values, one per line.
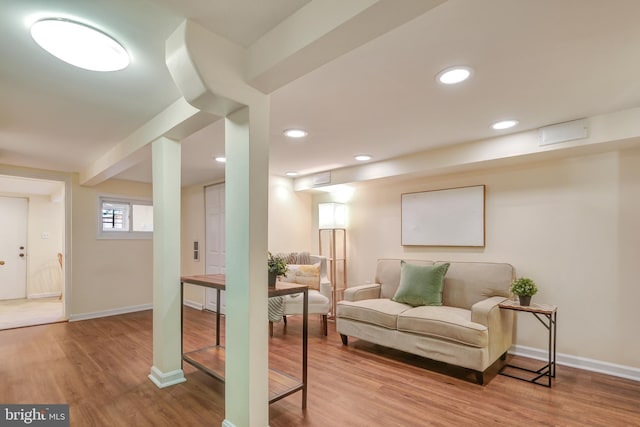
left=68, top=303, right=152, bottom=322
left=511, top=344, right=640, bottom=382
left=148, top=366, right=186, bottom=388
left=222, top=420, right=237, bottom=427
left=28, top=292, right=62, bottom=299
left=183, top=299, right=203, bottom=310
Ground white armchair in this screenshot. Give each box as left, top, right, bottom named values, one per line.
left=270, top=254, right=331, bottom=336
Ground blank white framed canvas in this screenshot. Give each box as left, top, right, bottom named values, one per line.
left=401, top=185, right=485, bottom=247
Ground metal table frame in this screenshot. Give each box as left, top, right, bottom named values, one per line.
left=180, top=274, right=308, bottom=407
left=498, top=300, right=557, bottom=387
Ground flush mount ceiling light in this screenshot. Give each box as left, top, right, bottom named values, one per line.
left=30, top=18, right=129, bottom=72
left=491, top=120, right=519, bottom=130
left=283, top=129, right=308, bottom=138
left=354, top=155, right=372, bottom=161
left=214, top=157, right=226, bottom=163
left=437, top=66, right=473, bottom=85
left=285, top=171, right=298, bottom=177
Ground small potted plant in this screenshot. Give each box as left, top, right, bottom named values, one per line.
left=267, top=252, right=288, bottom=287
left=510, top=277, right=538, bottom=306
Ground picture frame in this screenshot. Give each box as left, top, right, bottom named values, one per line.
left=401, top=185, right=485, bottom=247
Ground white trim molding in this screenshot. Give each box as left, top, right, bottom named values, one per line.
left=222, top=420, right=237, bottom=427
left=28, top=292, right=62, bottom=299
left=183, top=299, right=204, bottom=310
left=148, top=366, right=186, bottom=388
left=68, top=303, right=152, bottom=322
left=511, top=345, right=640, bottom=382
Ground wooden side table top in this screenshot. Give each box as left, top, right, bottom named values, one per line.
left=180, top=274, right=307, bottom=296
left=499, top=299, right=557, bottom=315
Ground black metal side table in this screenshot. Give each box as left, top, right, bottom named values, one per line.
left=498, top=299, right=557, bottom=387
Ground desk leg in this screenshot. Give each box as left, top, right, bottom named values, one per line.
left=552, top=311, right=557, bottom=378
left=302, top=289, right=308, bottom=409
left=500, top=309, right=557, bottom=387
left=216, top=289, right=221, bottom=346
left=547, top=313, right=552, bottom=387
left=180, top=281, right=184, bottom=369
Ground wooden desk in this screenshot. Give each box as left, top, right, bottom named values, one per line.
left=498, top=299, right=557, bottom=387
left=180, top=274, right=308, bottom=407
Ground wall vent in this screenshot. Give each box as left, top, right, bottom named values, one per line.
left=539, top=118, right=589, bottom=146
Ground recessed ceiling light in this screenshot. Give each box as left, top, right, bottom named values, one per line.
left=491, top=120, right=519, bottom=130
left=214, top=157, right=226, bottom=163
left=30, top=18, right=129, bottom=72
left=285, top=171, right=298, bottom=177
left=437, top=66, right=473, bottom=85
left=283, top=129, right=308, bottom=138
left=355, top=155, right=372, bottom=161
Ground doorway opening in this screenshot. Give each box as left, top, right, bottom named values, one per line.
left=0, top=174, right=68, bottom=330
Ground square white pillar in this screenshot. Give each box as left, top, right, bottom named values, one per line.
left=148, top=136, right=185, bottom=388
left=224, top=102, right=270, bottom=426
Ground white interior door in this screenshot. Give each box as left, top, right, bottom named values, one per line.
left=204, top=183, right=226, bottom=313
left=0, top=196, right=28, bottom=300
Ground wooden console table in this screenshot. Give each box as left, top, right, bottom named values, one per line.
left=180, top=274, right=308, bottom=407
left=498, top=299, right=557, bottom=387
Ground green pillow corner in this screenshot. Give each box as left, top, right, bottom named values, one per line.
left=391, top=261, right=450, bottom=307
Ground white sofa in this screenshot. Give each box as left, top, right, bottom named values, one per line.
left=336, top=259, right=515, bottom=384
left=270, top=254, right=331, bottom=336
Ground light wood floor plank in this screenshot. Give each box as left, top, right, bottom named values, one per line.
left=0, top=308, right=638, bottom=426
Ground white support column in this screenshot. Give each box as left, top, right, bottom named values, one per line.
left=223, top=101, right=270, bottom=427
left=148, top=136, right=186, bottom=388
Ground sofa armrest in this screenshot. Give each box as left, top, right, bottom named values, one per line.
left=471, top=296, right=507, bottom=326
left=343, top=283, right=381, bottom=302
left=471, top=296, right=514, bottom=362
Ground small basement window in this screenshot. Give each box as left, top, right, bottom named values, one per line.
left=98, top=196, right=153, bottom=239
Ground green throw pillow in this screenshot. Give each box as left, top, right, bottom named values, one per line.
left=391, top=262, right=450, bottom=307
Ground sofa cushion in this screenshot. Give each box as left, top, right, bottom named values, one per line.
left=283, top=290, right=329, bottom=315
left=285, top=263, right=320, bottom=290
left=391, top=262, right=450, bottom=307
left=337, top=299, right=411, bottom=329
left=375, top=259, right=434, bottom=299
left=397, top=306, right=488, bottom=348
left=438, top=262, right=514, bottom=309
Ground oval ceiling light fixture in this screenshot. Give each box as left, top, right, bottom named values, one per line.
left=283, top=129, right=308, bottom=138
left=214, top=156, right=226, bottom=163
left=491, top=119, right=519, bottom=130
left=354, top=155, right=372, bottom=161
left=285, top=171, right=298, bottom=177
left=437, top=66, right=473, bottom=85
left=30, top=18, right=129, bottom=72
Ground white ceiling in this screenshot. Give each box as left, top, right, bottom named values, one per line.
left=2, top=0, right=640, bottom=192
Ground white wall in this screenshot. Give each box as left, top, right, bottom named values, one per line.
left=180, top=175, right=313, bottom=305
left=181, top=182, right=207, bottom=305
left=27, top=194, right=64, bottom=297
left=268, top=176, right=313, bottom=253
left=71, top=177, right=153, bottom=317
left=315, top=148, right=640, bottom=370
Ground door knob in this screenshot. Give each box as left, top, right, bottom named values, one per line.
left=0, top=261, right=4, bottom=265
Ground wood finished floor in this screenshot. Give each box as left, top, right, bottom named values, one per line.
left=1, top=308, right=639, bottom=426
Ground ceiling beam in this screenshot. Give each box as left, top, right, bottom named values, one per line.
left=246, top=0, right=446, bottom=93
left=82, top=1, right=446, bottom=186
left=294, top=106, right=640, bottom=191
left=79, top=97, right=216, bottom=186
